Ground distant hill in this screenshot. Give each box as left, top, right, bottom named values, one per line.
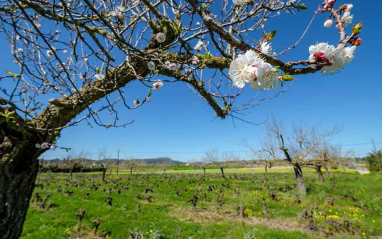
left=40, top=157, right=185, bottom=165
left=141, top=157, right=184, bottom=165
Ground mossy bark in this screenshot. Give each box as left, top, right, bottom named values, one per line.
left=0, top=114, right=42, bottom=239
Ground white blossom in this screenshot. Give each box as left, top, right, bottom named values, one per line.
left=153, top=80, right=163, bottom=90
left=287, top=0, right=298, bottom=5
left=147, top=61, right=156, bottom=71
left=16, top=48, right=24, bottom=54
left=345, top=4, right=353, bottom=12
left=46, top=49, right=54, bottom=57
left=35, top=143, right=41, bottom=149
left=250, top=63, right=279, bottom=90
left=191, top=56, right=200, bottom=64
left=324, top=19, right=333, bottom=28
left=63, top=50, right=68, bottom=54
left=241, top=65, right=258, bottom=83
left=94, top=74, right=105, bottom=81
left=133, top=99, right=140, bottom=106
left=164, top=61, right=176, bottom=69
left=260, top=42, right=272, bottom=54
left=194, top=39, right=204, bottom=52
left=341, top=46, right=356, bottom=64
left=156, top=32, right=166, bottom=43
left=229, top=50, right=279, bottom=90
left=341, top=11, right=353, bottom=27
left=145, top=97, right=151, bottom=102
left=308, top=43, right=356, bottom=74
left=244, top=50, right=260, bottom=65
left=111, top=6, right=126, bottom=20
left=229, top=54, right=250, bottom=89
left=50, top=144, right=57, bottom=150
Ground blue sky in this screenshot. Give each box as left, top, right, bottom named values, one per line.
left=1, top=1, right=382, bottom=161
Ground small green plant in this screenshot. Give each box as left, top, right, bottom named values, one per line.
left=244, top=230, right=256, bottom=239
left=244, top=208, right=253, bottom=218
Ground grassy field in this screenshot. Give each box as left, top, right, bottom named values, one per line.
left=22, top=168, right=382, bottom=239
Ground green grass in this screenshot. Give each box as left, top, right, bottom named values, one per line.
left=21, top=169, right=382, bottom=239
left=107, top=167, right=295, bottom=175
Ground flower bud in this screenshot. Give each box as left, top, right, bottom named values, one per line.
left=324, top=19, right=333, bottom=27
left=352, top=38, right=362, bottom=46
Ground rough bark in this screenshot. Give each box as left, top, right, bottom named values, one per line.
left=293, top=163, right=307, bottom=196
left=203, top=167, right=206, bottom=176
left=280, top=142, right=306, bottom=196
left=316, top=165, right=325, bottom=183
left=0, top=110, right=42, bottom=239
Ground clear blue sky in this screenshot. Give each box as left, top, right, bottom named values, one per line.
left=1, top=1, right=381, bottom=161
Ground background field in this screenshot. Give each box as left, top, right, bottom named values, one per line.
left=22, top=168, right=382, bottom=239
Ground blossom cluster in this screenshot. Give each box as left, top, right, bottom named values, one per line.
left=163, top=61, right=177, bottom=69
left=317, top=3, right=359, bottom=74
left=111, top=6, right=126, bottom=20
left=308, top=43, right=356, bottom=74
left=229, top=50, right=279, bottom=90
left=323, top=3, right=354, bottom=28
left=341, top=4, right=354, bottom=27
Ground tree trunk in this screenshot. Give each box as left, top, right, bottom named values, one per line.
left=102, top=169, right=107, bottom=182
left=330, top=167, right=334, bottom=178
left=70, top=169, right=73, bottom=179
left=220, top=167, right=225, bottom=179
left=315, top=166, right=324, bottom=183
left=264, top=163, right=268, bottom=175
left=324, top=165, right=330, bottom=177
left=293, top=163, right=306, bottom=196
left=0, top=126, right=41, bottom=239
left=203, top=167, right=206, bottom=176
left=130, top=168, right=133, bottom=175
